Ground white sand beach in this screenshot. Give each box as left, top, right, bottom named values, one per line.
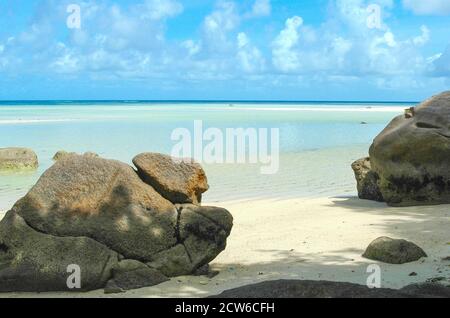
left=1, top=196, right=449, bottom=298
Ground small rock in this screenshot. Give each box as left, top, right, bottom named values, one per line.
left=351, top=157, right=384, bottom=202
left=409, top=272, right=418, bottom=277
left=363, top=237, right=427, bottom=264
left=404, top=107, right=415, bottom=119
left=0, top=147, right=38, bottom=170
left=133, top=152, right=209, bottom=204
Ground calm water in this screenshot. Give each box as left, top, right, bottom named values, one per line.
left=0, top=101, right=413, bottom=210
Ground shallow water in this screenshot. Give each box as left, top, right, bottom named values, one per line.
left=0, top=102, right=410, bottom=210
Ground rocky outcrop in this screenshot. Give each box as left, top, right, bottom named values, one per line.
left=13, top=155, right=177, bottom=261
left=0, top=154, right=232, bottom=292
left=210, top=280, right=450, bottom=298
left=368, top=91, right=450, bottom=206
left=363, top=237, right=427, bottom=264
left=351, top=157, right=383, bottom=202
left=0, top=147, right=38, bottom=170
left=133, top=153, right=209, bottom=204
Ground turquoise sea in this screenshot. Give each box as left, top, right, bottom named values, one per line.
left=0, top=101, right=414, bottom=211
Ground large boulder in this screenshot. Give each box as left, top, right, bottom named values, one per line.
left=351, top=157, right=384, bottom=202
left=363, top=237, right=427, bottom=264
left=13, top=155, right=178, bottom=261
left=210, top=280, right=450, bottom=298
left=0, top=147, right=38, bottom=170
left=0, top=154, right=233, bottom=292
left=133, top=153, right=209, bottom=204
left=369, top=92, right=450, bottom=206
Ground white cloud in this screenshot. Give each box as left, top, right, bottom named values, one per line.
left=138, top=0, right=183, bottom=20
left=271, top=16, right=303, bottom=72
left=333, top=0, right=392, bottom=32
left=182, top=40, right=201, bottom=56
left=413, top=25, right=430, bottom=46
left=403, top=0, right=450, bottom=15
left=41, top=0, right=183, bottom=76
left=267, top=0, right=438, bottom=86
left=433, top=46, right=450, bottom=76
left=1, top=0, right=447, bottom=93
left=237, top=32, right=265, bottom=72
left=203, top=1, right=240, bottom=51
left=51, top=43, right=80, bottom=74
left=249, top=0, right=271, bottom=17
left=0, top=44, right=6, bottom=69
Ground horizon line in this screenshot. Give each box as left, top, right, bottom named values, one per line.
left=0, top=99, right=419, bottom=104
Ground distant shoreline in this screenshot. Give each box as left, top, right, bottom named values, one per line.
left=0, top=100, right=419, bottom=106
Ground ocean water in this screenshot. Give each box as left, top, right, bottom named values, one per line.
left=0, top=101, right=413, bottom=210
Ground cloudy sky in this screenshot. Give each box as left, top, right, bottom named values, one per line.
left=0, top=0, right=449, bottom=101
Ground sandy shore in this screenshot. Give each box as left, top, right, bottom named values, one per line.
left=1, top=196, right=449, bottom=298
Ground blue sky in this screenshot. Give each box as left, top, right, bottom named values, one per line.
left=0, top=0, right=449, bottom=101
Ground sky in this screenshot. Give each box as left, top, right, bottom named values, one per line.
left=0, top=0, right=449, bottom=101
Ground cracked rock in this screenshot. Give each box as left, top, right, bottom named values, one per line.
left=0, top=154, right=233, bottom=292
left=133, top=153, right=209, bottom=204
left=147, top=204, right=233, bottom=277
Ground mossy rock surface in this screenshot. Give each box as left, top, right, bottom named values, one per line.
left=0, top=147, right=38, bottom=171
left=363, top=237, right=427, bottom=264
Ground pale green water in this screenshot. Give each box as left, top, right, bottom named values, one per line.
left=0, top=102, right=410, bottom=210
